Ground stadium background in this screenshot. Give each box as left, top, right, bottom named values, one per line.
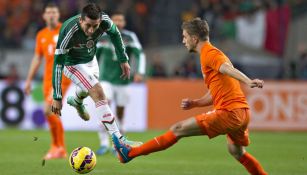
left=0, top=0, right=307, bottom=175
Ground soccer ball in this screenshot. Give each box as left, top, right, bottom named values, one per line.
left=69, top=147, right=97, bottom=174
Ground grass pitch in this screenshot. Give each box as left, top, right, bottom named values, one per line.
left=0, top=129, right=306, bottom=175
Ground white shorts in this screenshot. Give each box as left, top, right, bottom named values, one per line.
left=101, top=81, right=129, bottom=107
left=64, top=58, right=99, bottom=92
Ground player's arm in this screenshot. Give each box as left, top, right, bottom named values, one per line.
left=51, top=27, right=71, bottom=115
left=181, top=90, right=213, bottom=110
left=25, top=34, right=44, bottom=95
left=129, top=32, right=146, bottom=82
left=100, top=14, right=130, bottom=79
left=219, top=63, right=263, bottom=88
left=24, top=54, right=43, bottom=95
left=51, top=53, right=66, bottom=116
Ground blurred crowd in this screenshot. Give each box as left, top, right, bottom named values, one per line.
left=0, top=0, right=307, bottom=79
left=0, top=0, right=152, bottom=48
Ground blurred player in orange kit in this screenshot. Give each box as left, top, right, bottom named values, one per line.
left=24, top=3, right=71, bottom=160
left=113, top=18, right=267, bottom=175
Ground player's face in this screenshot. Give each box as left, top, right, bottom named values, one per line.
left=43, top=7, right=60, bottom=27
left=182, top=30, right=197, bottom=52
left=79, top=16, right=101, bottom=36
left=111, top=14, right=126, bottom=30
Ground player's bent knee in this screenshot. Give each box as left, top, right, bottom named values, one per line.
left=170, top=122, right=186, bottom=139
left=227, top=144, right=245, bottom=160
left=89, top=83, right=106, bottom=101
left=77, top=90, right=88, bottom=98
left=44, top=107, right=52, bottom=116
left=43, top=102, right=53, bottom=116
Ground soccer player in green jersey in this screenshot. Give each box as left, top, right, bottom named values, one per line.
left=95, top=11, right=146, bottom=155
left=51, top=3, right=140, bottom=146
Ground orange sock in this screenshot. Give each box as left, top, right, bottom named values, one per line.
left=55, top=118, right=65, bottom=148
left=46, top=115, right=59, bottom=147
left=239, top=153, right=267, bottom=175
left=129, top=131, right=178, bottom=158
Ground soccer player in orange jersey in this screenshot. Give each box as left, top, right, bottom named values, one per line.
left=113, top=18, right=267, bottom=175
left=24, top=3, right=71, bottom=160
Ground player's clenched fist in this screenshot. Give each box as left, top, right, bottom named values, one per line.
left=249, top=79, right=264, bottom=88
left=181, top=98, right=196, bottom=110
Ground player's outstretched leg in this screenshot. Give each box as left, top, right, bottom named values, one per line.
left=67, top=86, right=90, bottom=121
left=112, top=117, right=202, bottom=163
left=89, top=83, right=142, bottom=147
left=112, top=130, right=178, bottom=163
left=228, top=143, right=267, bottom=175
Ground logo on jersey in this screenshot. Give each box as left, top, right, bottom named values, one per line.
left=86, top=40, right=95, bottom=49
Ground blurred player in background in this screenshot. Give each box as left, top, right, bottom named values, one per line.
left=24, top=3, right=71, bottom=160
left=95, top=11, right=146, bottom=155
left=51, top=3, right=140, bottom=147
left=113, top=18, right=267, bottom=175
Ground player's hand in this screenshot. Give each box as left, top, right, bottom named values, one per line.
left=24, top=81, right=32, bottom=95
left=249, top=79, right=264, bottom=88
left=181, top=98, right=196, bottom=110
left=120, top=62, right=131, bottom=80
left=133, top=73, right=143, bottom=83
left=51, top=100, right=62, bottom=116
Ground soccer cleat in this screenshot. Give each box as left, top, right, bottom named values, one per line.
left=112, top=134, right=133, bottom=163
left=67, top=96, right=90, bottom=121
left=57, top=147, right=68, bottom=158
left=44, top=147, right=57, bottom=160
left=44, top=147, right=67, bottom=160
left=96, top=146, right=109, bottom=156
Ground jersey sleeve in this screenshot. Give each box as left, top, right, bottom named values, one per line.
left=52, top=24, right=76, bottom=100
left=100, top=13, right=129, bottom=63
left=34, top=33, right=43, bottom=57
left=204, top=49, right=228, bottom=72
left=129, top=32, right=146, bottom=75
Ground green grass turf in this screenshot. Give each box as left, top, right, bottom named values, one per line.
left=0, top=129, right=306, bottom=175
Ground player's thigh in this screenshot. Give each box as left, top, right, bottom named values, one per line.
left=100, top=81, right=114, bottom=101
left=114, top=84, right=129, bottom=107
left=227, top=108, right=250, bottom=146
left=195, top=110, right=244, bottom=139
left=170, top=117, right=203, bottom=138
left=87, top=57, right=99, bottom=79
left=64, top=63, right=99, bottom=92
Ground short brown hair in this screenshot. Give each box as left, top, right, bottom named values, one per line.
left=81, top=3, right=102, bottom=20
left=111, top=11, right=125, bottom=17
left=44, top=2, right=59, bottom=10
left=181, top=18, right=209, bottom=41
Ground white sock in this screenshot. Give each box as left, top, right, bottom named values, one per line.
left=95, top=100, right=122, bottom=139
left=98, top=130, right=110, bottom=147
left=74, top=86, right=88, bottom=104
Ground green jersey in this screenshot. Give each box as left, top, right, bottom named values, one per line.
left=52, top=13, right=128, bottom=100
left=96, top=29, right=145, bottom=85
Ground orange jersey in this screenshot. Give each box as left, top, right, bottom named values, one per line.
left=200, top=42, right=249, bottom=111
left=35, top=23, right=70, bottom=99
